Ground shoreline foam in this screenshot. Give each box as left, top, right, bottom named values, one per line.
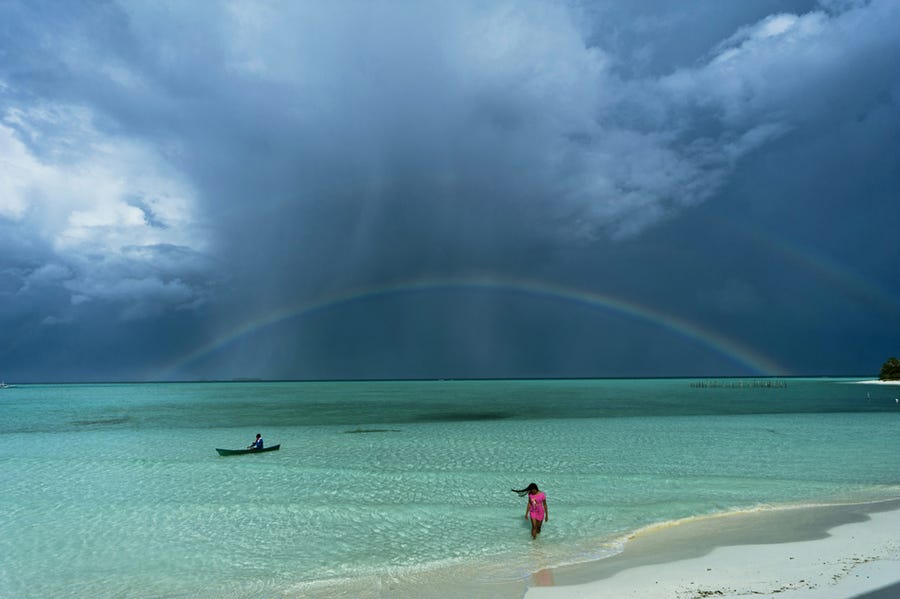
left=524, top=498, right=900, bottom=598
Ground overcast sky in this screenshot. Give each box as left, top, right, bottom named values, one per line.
left=1, top=0, right=898, bottom=382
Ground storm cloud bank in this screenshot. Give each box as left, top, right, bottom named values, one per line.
left=1, top=0, right=898, bottom=381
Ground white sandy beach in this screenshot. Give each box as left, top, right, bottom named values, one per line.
left=525, top=501, right=900, bottom=599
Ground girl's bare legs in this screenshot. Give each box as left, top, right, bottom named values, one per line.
left=531, top=518, right=542, bottom=539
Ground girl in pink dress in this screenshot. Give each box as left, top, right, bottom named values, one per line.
left=512, top=483, right=548, bottom=539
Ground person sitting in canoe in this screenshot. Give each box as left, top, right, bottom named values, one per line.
left=247, top=433, right=264, bottom=450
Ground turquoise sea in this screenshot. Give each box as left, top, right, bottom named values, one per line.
left=1, top=378, right=898, bottom=598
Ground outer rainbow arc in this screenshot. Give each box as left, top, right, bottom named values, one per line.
left=709, top=216, right=899, bottom=319
left=152, top=275, right=785, bottom=380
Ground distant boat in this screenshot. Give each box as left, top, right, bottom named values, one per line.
left=215, top=444, right=280, bottom=456
left=0, top=382, right=11, bottom=389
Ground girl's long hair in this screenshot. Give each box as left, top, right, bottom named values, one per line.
left=511, top=482, right=539, bottom=496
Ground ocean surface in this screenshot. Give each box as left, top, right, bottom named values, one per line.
left=1, top=378, right=898, bottom=598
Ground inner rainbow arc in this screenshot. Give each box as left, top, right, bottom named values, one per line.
left=152, top=275, right=785, bottom=380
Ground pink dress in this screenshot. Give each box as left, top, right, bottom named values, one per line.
left=528, top=492, right=546, bottom=520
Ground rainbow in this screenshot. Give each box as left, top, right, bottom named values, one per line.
left=152, top=275, right=786, bottom=380
left=757, top=239, right=898, bottom=319
left=713, top=217, right=899, bottom=319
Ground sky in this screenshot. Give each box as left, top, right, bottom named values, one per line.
left=1, top=0, right=898, bottom=382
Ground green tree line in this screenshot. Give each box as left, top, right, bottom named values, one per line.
left=880, top=357, right=900, bottom=380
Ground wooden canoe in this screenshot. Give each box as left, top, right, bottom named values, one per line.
left=215, top=444, right=280, bottom=456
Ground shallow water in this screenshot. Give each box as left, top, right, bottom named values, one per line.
left=1, top=379, right=897, bottom=597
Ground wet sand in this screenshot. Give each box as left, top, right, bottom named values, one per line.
left=525, top=499, right=900, bottom=598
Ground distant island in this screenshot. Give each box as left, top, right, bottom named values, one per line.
left=879, top=357, right=900, bottom=381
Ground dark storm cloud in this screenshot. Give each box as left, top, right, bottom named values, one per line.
left=1, top=0, right=898, bottom=381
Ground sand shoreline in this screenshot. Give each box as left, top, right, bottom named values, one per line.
left=524, top=498, right=900, bottom=598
